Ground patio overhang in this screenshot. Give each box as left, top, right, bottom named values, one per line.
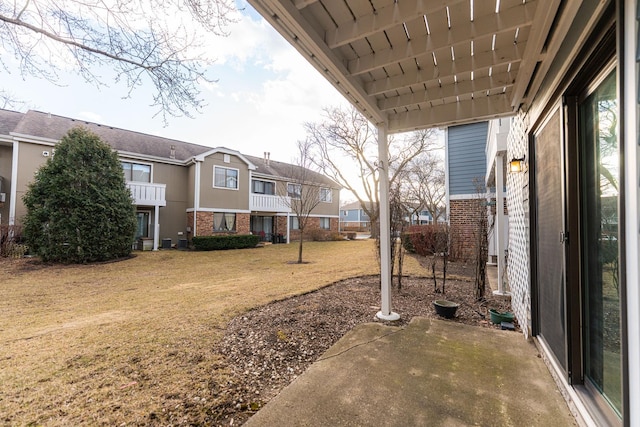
left=247, top=0, right=578, bottom=133
left=247, top=0, right=583, bottom=319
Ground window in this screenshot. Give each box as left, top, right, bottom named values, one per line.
left=214, top=166, right=238, bottom=189
left=252, top=179, right=275, bottom=195
left=122, top=162, right=151, bottom=182
left=287, top=183, right=301, bottom=199
left=290, top=216, right=299, bottom=230
left=319, top=217, right=330, bottom=229
left=319, top=187, right=332, bottom=203
left=213, top=213, right=236, bottom=232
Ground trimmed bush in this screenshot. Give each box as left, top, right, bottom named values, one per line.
left=192, top=234, right=260, bottom=251
left=22, top=127, right=136, bottom=263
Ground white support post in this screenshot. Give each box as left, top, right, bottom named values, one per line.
left=286, top=213, right=291, bottom=244
left=494, top=155, right=509, bottom=295
left=376, top=124, right=399, bottom=321
left=153, top=205, right=160, bottom=251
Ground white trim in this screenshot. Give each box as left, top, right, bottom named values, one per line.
left=213, top=165, right=240, bottom=190
left=116, top=150, right=185, bottom=166
left=194, top=161, right=201, bottom=236
left=194, top=146, right=257, bottom=170
left=121, top=159, right=154, bottom=184
left=623, top=3, right=639, bottom=424
left=8, top=140, right=19, bottom=225
left=186, top=207, right=251, bottom=214
left=319, top=187, right=332, bottom=203
left=444, top=127, right=451, bottom=222
left=250, top=177, right=278, bottom=195
left=449, top=193, right=481, bottom=201
left=536, top=338, right=597, bottom=427
left=9, top=132, right=58, bottom=145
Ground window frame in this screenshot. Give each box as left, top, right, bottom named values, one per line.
left=121, top=161, right=152, bottom=183
left=213, top=212, right=237, bottom=232
left=287, top=183, right=302, bottom=199
left=319, top=187, right=332, bottom=203
left=252, top=178, right=276, bottom=195
left=290, top=216, right=300, bottom=230
left=319, top=217, right=330, bottom=229
left=214, top=166, right=239, bottom=190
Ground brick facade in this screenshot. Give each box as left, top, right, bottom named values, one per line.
left=188, top=211, right=251, bottom=237
left=289, top=216, right=339, bottom=242
left=449, top=198, right=484, bottom=261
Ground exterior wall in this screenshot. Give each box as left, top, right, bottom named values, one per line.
left=14, top=141, right=51, bottom=222
left=187, top=163, right=196, bottom=209
left=448, top=122, right=488, bottom=196
left=289, top=216, right=339, bottom=241
left=192, top=211, right=251, bottom=236
left=199, top=153, right=250, bottom=210
left=0, top=144, right=13, bottom=224
left=505, top=111, right=531, bottom=338
left=449, top=198, right=483, bottom=261
left=153, top=162, right=190, bottom=244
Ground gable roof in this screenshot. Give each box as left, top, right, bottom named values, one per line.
left=11, top=110, right=209, bottom=161
left=245, top=154, right=340, bottom=189
left=1, top=109, right=338, bottom=187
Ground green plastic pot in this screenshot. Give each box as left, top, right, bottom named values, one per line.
left=489, top=309, right=515, bottom=324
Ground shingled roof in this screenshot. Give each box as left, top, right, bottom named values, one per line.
left=0, top=109, right=24, bottom=137
left=2, top=109, right=340, bottom=188
left=244, top=154, right=339, bottom=189
left=10, top=110, right=209, bottom=161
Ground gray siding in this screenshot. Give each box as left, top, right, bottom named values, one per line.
left=447, top=122, right=488, bottom=195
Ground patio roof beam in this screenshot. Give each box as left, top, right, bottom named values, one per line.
left=378, top=71, right=516, bottom=112
left=347, top=1, right=536, bottom=76
left=292, top=0, right=316, bottom=10
left=365, top=44, right=522, bottom=96
left=387, top=92, right=513, bottom=132
left=509, top=0, right=561, bottom=109
left=327, top=0, right=466, bottom=49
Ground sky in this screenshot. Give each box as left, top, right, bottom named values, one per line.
left=2, top=0, right=348, bottom=165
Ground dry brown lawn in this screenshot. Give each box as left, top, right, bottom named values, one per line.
left=0, top=240, right=425, bottom=426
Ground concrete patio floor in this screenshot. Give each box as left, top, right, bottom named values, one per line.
left=245, top=318, right=575, bottom=426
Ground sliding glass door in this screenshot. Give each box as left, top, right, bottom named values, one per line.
left=579, top=68, right=622, bottom=417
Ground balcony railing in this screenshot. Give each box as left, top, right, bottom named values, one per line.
left=127, top=182, right=166, bottom=207
left=250, top=193, right=291, bottom=212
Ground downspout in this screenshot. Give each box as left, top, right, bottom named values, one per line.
left=376, top=123, right=399, bottom=321
left=194, top=160, right=201, bottom=237
left=494, top=154, right=508, bottom=295
left=153, top=204, right=160, bottom=251
left=444, top=127, right=451, bottom=223
left=9, top=139, right=19, bottom=226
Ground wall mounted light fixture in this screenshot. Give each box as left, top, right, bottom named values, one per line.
left=509, top=156, right=526, bottom=173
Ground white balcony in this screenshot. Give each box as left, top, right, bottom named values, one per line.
left=127, top=182, right=166, bottom=207
left=250, top=193, right=291, bottom=213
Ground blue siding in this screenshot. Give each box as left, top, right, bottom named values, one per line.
left=447, top=122, right=487, bottom=195
left=342, top=209, right=359, bottom=221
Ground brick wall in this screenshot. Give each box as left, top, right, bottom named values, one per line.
left=449, top=198, right=484, bottom=261
left=290, top=216, right=339, bottom=242
left=190, top=211, right=251, bottom=237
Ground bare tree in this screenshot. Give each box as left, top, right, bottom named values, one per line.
left=0, top=0, right=236, bottom=121
left=305, top=105, right=438, bottom=238
left=282, top=139, right=324, bottom=264
left=0, top=90, right=28, bottom=110
left=404, top=151, right=446, bottom=224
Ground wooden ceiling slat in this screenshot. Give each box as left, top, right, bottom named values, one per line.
left=387, top=91, right=514, bottom=131
left=378, top=70, right=517, bottom=111
left=365, top=41, right=524, bottom=96
left=345, top=1, right=535, bottom=76
left=327, top=0, right=465, bottom=48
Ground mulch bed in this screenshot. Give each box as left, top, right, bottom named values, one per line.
left=209, top=258, right=515, bottom=426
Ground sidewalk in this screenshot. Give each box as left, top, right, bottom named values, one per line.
left=245, top=318, right=575, bottom=426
